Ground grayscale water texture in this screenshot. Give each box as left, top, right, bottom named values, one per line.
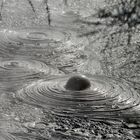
left=0, top=0, right=140, bottom=139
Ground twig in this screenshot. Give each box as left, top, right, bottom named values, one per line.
left=44, top=0, right=51, bottom=26
left=63, top=0, right=68, bottom=6
left=0, top=0, right=4, bottom=21
left=27, top=0, right=36, bottom=14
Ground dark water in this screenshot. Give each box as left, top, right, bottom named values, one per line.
left=0, top=0, right=140, bottom=139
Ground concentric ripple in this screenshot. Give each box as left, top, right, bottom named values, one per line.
left=16, top=74, right=140, bottom=120
left=0, top=26, right=77, bottom=59
left=0, top=59, right=60, bottom=75
left=0, top=26, right=70, bottom=46
left=0, top=131, right=18, bottom=140
left=0, top=59, right=60, bottom=91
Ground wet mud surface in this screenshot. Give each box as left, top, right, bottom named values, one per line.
left=0, top=0, right=140, bottom=139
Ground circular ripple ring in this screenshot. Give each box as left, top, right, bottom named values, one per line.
left=0, top=131, right=17, bottom=140
left=0, top=26, right=70, bottom=45
left=16, top=74, right=140, bottom=119
left=0, top=59, right=60, bottom=91
left=0, top=59, right=60, bottom=75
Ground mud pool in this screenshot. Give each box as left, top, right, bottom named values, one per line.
left=0, top=0, right=140, bottom=139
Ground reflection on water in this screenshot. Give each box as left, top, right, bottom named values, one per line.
left=0, top=0, right=140, bottom=139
